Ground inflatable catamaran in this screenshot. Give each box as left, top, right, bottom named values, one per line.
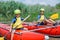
left=0, top=22, right=60, bottom=40
left=23, top=23, right=60, bottom=37
left=0, top=23, right=49, bottom=40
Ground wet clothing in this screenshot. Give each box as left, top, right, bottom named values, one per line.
left=12, top=17, right=24, bottom=23
left=37, top=22, right=44, bottom=26
left=11, top=17, right=24, bottom=29
left=37, top=15, right=46, bottom=25
left=39, top=15, right=45, bottom=22
left=12, top=27, right=24, bottom=30
left=38, top=15, right=46, bottom=21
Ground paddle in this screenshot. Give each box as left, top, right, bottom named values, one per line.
left=14, top=25, right=56, bottom=34
left=11, top=15, right=30, bottom=40
left=47, top=13, right=58, bottom=24
left=50, top=13, right=58, bottom=20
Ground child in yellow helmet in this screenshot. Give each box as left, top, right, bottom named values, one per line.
left=10, top=9, right=27, bottom=31
left=37, top=8, right=57, bottom=26
left=37, top=8, right=46, bottom=25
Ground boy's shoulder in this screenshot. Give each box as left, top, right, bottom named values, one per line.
left=12, top=17, right=24, bottom=20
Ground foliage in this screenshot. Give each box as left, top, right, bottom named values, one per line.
left=0, top=1, right=60, bottom=22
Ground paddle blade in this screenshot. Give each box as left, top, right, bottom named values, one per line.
left=23, top=15, right=30, bottom=21
left=0, top=37, right=4, bottom=40
left=50, top=13, right=58, bottom=20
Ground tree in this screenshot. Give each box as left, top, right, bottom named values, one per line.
left=56, top=3, right=60, bottom=9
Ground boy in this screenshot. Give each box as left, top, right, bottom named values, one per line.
left=37, top=8, right=46, bottom=25
left=11, top=9, right=24, bottom=31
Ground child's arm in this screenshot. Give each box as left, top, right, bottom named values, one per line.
left=45, top=19, right=51, bottom=23
left=49, top=19, right=56, bottom=23
left=10, top=18, right=16, bottom=32
left=9, top=23, right=13, bottom=32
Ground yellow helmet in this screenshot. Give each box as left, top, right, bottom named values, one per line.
left=40, top=8, right=45, bottom=11
left=14, top=9, right=21, bottom=14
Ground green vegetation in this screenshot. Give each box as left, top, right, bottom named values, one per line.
left=0, top=1, right=60, bottom=22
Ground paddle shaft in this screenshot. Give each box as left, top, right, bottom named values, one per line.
left=14, top=15, right=30, bottom=29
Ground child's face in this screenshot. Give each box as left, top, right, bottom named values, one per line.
left=40, top=11, right=44, bottom=15
left=15, top=14, right=20, bottom=18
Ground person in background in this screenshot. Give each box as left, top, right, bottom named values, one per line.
left=37, top=8, right=46, bottom=25
left=37, top=8, right=57, bottom=26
